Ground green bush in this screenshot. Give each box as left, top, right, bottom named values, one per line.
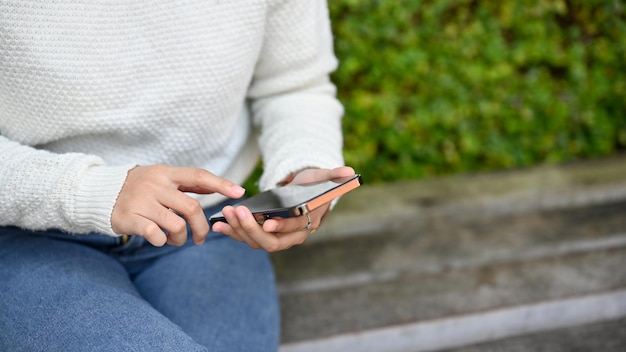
left=330, top=0, right=626, bottom=183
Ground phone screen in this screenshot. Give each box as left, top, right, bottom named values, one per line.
left=209, top=174, right=362, bottom=224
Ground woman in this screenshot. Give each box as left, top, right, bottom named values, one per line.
left=0, top=1, right=353, bottom=351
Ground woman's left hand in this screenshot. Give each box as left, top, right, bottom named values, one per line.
left=211, top=166, right=355, bottom=251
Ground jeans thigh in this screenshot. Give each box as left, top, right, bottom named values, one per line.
left=0, top=231, right=206, bottom=352
left=132, top=234, right=280, bottom=352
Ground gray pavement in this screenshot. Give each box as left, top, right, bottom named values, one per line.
left=273, top=154, right=626, bottom=351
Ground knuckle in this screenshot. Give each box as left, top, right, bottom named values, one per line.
left=151, top=163, right=168, bottom=174
left=193, top=222, right=210, bottom=236
left=142, top=223, right=161, bottom=237
left=141, top=224, right=166, bottom=246
left=193, top=168, right=211, bottom=179
left=265, top=242, right=281, bottom=252
left=242, top=221, right=257, bottom=233
left=190, top=168, right=214, bottom=185
left=180, top=198, right=202, bottom=215
left=188, top=168, right=203, bottom=181
left=170, top=218, right=187, bottom=234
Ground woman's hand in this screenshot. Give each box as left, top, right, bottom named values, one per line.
left=111, top=164, right=245, bottom=247
left=212, top=166, right=355, bottom=252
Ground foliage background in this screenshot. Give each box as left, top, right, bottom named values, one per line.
left=329, top=0, right=626, bottom=184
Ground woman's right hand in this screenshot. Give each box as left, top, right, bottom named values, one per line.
left=111, top=164, right=245, bottom=247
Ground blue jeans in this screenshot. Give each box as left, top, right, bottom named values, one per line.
left=0, top=204, right=280, bottom=352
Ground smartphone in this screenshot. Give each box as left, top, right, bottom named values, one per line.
left=209, top=174, right=362, bottom=225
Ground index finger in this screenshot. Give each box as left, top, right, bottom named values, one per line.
left=168, top=167, right=245, bottom=199
left=291, top=166, right=355, bottom=185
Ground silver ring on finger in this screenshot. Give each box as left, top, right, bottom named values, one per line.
left=303, top=211, right=312, bottom=231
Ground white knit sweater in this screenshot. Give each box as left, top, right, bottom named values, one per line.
left=0, top=1, right=345, bottom=236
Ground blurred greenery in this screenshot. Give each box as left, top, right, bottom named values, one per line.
left=329, top=0, right=626, bottom=183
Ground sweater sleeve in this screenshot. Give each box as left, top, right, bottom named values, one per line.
left=0, top=135, right=136, bottom=236
left=247, top=0, right=345, bottom=191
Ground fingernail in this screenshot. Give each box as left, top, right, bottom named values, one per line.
left=232, top=185, right=245, bottom=197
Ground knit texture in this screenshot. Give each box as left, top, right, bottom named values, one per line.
left=0, top=0, right=345, bottom=236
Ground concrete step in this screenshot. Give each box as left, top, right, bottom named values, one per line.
left=272, top=154, right=626, bottom=351
left=440, top=317, right=626, bottom=352
left=279, top=290, right=626, bottom=352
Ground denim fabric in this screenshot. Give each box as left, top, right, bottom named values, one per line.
left=0, top=204, right=280, bottom=352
